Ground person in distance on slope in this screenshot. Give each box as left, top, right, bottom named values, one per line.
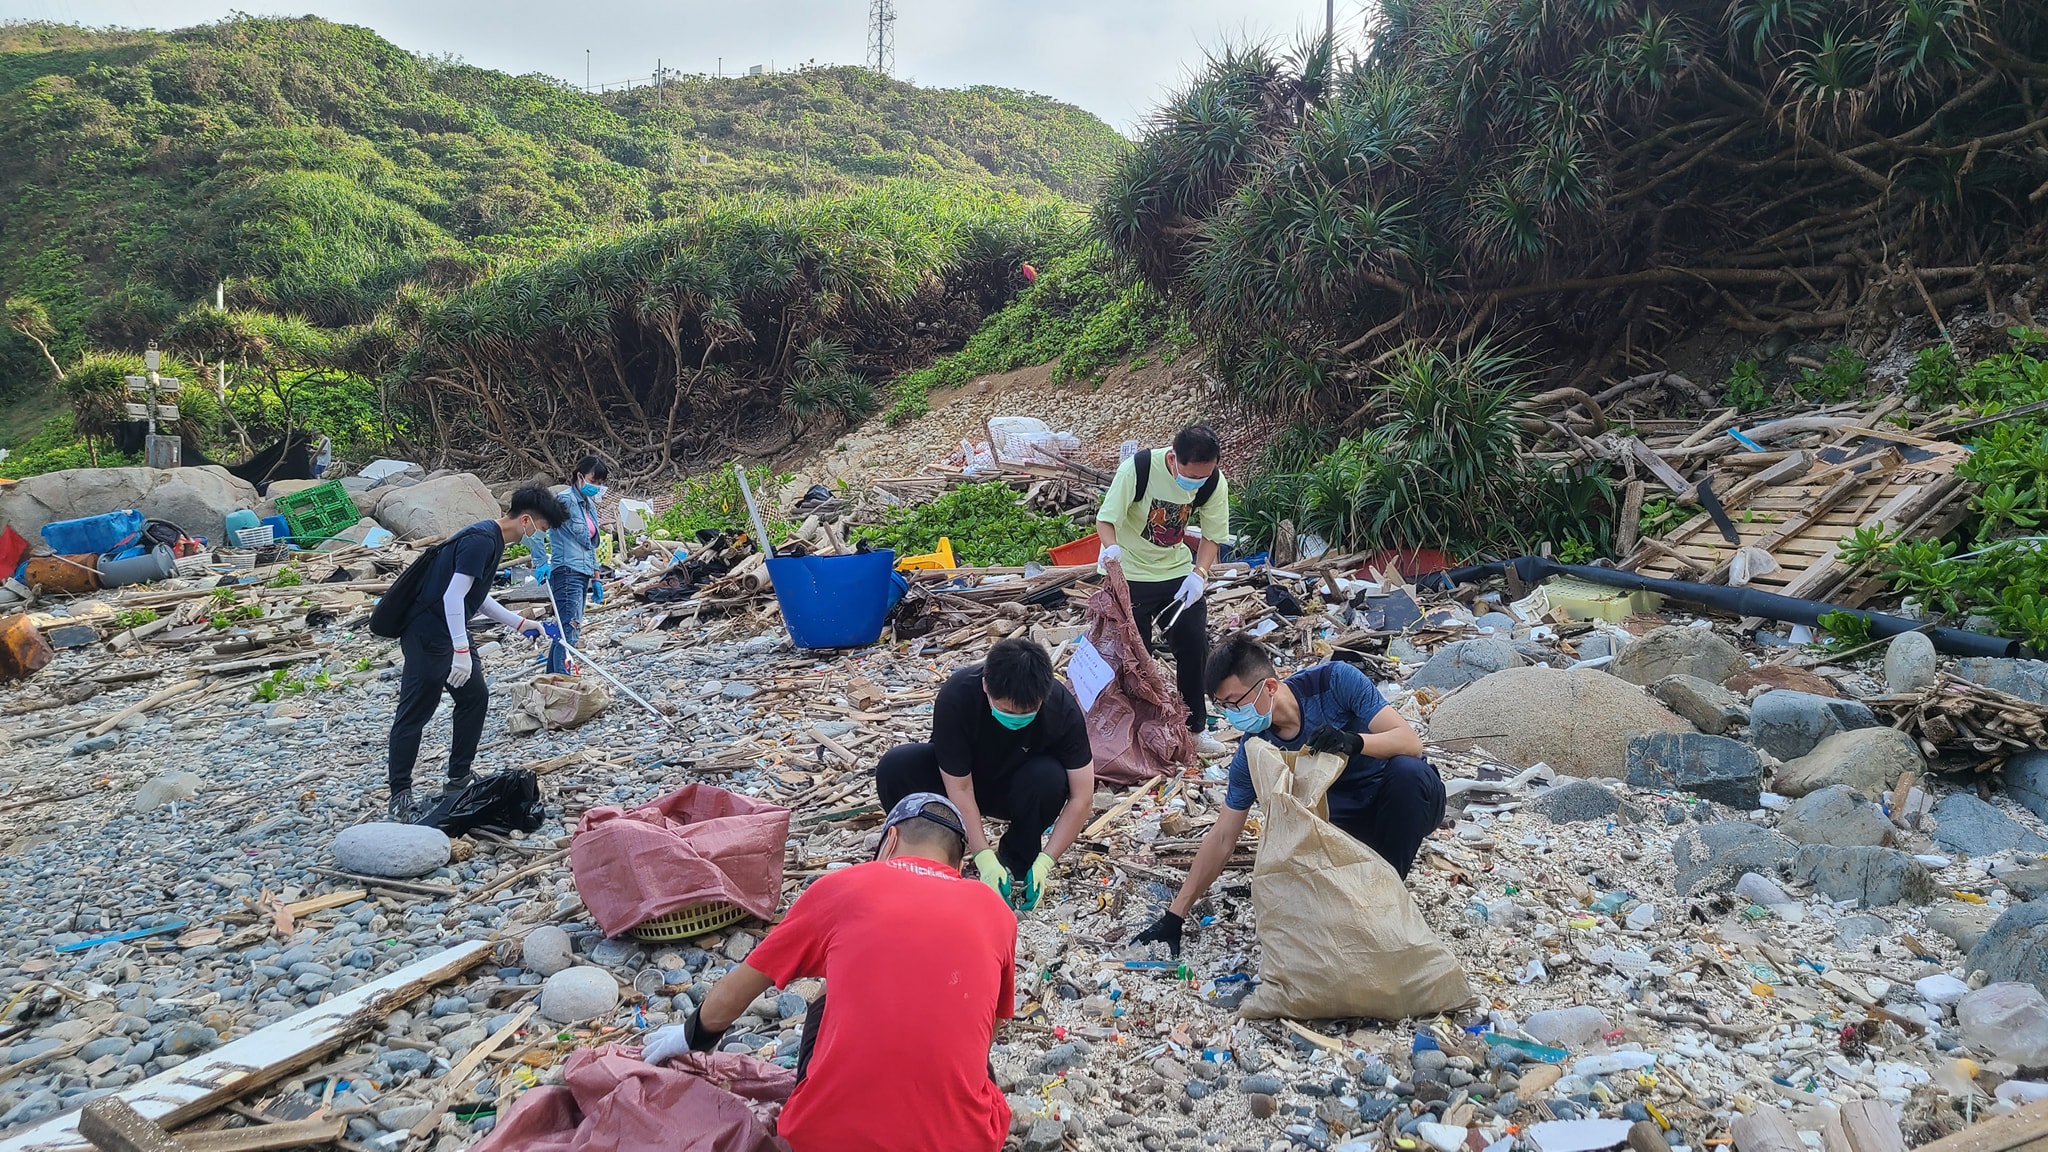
left=1132, top=634, right=1446, bottom=957
left=386, top=485, right=566, bottom=822
left=1094, top=423, right=1232, bottom=759
left=874, top=636, right=1096, bottom=910
left=541, top=455, right=609, bottom=675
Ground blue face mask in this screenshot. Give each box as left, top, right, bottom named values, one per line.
left=580, top=483, right=603, bottom=498
left=991, top=705, right=1037, bottom=731
left=1173, top=468, right=1207, bottom=492
left=1219, top=682, right=1272, bottom=734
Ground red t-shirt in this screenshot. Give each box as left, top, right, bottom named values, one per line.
left=745, top=856, right=1016, bottom=1152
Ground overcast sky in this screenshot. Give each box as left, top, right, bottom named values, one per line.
left=11, top=0, right=1360, bottom=131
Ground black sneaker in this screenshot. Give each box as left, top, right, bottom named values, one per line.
left=387, top=788, right=417, bottom=824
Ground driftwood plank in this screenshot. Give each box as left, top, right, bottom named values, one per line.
left=0, top=941, right=491, bottom=1152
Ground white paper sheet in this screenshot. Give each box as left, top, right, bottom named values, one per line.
left=1066, top=635, right=1114, bottom=713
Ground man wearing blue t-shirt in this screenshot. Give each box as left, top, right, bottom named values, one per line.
left=1133, top=635, right=1446, bottom=957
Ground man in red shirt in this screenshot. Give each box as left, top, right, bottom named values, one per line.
left=641, top=793, right=1017, bottom=1152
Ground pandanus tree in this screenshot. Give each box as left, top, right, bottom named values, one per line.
left=386, top=183, right=1061, bottom=482
left=1099, top=0, right=2048, bottom=419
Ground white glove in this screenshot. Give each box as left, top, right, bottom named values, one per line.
left=641, top=1023, right=694, bottom=1066
left=446, top=653, right=472, bottom=690
left=1097, top=543, right=1122, bottom=573
left=1172, top=571, right=1206, bottom=607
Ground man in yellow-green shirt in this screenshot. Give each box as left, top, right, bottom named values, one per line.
left=1095, top=424, right=1232, bottom=758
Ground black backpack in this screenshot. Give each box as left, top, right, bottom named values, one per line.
left=1131, top=450, right=1219, bottom=514
left=368, top=524, right=488, bottom=639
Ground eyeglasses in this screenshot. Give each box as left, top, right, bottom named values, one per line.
left=1214, top=679, right=1265, bottom=710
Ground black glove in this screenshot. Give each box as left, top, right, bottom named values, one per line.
left=641, top=1005, right=724, bottom=1064
left=687, top=1005, right=724, bottom=1053
left=1132, top=911, right=1185, bottom=958
left=1307, top=725, right=1364, bottom=758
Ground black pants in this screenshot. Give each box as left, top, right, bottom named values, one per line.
left=1126, top=576, right=1208, bottom=733
left=387, top=621, right=489, bottom=797
left=875, top=743, right=1068, bottom=878
left=1326, top=754, right=1447, bottom=878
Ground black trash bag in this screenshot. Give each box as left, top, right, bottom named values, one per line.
left=1264, top=584, right=1304, bottom=617
left=414, top=770, right=544, bottom=838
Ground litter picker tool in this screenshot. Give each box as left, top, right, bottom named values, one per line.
left=734, top=467, right=776, bottom=557
left=539, top=575, right=669, bottom=725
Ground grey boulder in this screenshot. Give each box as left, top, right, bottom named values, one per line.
left=521, top=925, right=576, bottom=977
left=1625, top=733, right=1761, bottom=810
left=1407, top=639, right=1523, bottom=691
left=131, top=771, right=204, bottom=813
left=1779, top=785, right=1893, bottom=847
left=1954, top=658, right=2048, bottom=706
left=1929, top=793, right=2048, bottom=857
left=332, top=822, right=452, bottom=878
left=1787, top=844, right=1933, bottom=908
left=2005, top=750, right=2048, bottom=823
left=1671, top=821, right=1795, bottom=896
left=1427, top=666, right=1689, bottom=779
left=1526, top=780, right=1633, bottom=825
left=1748, top=690, right=1879, bottom=760
left=1772, top=727, right=1923, bottom=798
left=0, top=465, right=258, bottom=551
left=1651, top=674, right=1748, bottom=735
left=1965, top=903, right=2048, bottom=996
left=1610, top=625, right=1745, bottom=688
left=373, top=473, right=500, bottom=541
left=1884, top=632, right=1938, bottom=694
left=1926, top=901, right=2002, bottom=954
left=539, top=966, right=621, bottom=1023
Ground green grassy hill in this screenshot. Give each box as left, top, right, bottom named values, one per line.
left=0, top=16, right=1127, bottom=387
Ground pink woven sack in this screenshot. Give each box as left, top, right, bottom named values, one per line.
left=571, top=784, right=791, bottom=937
left=1078, top=565, right=1196, bottom=785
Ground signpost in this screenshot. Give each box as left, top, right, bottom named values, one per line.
left=129, top=344, right=181, bottom=468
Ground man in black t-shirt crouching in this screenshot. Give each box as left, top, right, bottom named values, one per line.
left=875, top=638, right=1096, bottom=911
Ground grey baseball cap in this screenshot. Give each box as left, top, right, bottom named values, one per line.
left=877, top=792, right=968, bottom=856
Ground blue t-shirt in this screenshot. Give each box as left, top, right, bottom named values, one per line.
left=1223, top=661, right=1393, bottom=811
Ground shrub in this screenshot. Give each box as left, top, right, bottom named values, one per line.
left=647, top=462, right=794, bottom=544
left=851, top=481, right=1079, bottom=567
left=1229, top=343, right=1612, bottom=556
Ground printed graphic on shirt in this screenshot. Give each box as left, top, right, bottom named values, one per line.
left=1142, top=499, right=1191, bottom=548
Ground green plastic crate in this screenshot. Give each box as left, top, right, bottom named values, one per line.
left=274, top=480, right=357, bottom=542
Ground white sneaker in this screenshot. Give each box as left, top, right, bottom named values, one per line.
left=1194, top=733, right=1232, bottom=758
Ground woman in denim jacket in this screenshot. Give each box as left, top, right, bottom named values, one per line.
left=545, top=455, right=608, bottom=674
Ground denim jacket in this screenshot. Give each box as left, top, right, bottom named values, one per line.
left=547, top=486, right=601, bottom=575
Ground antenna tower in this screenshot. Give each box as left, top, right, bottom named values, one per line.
left=867, top=0, right=896, bottom=76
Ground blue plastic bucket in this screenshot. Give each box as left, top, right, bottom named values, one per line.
left=41, top=510, right=145, bottom=555
left=766, top=550, right=898, bottom=649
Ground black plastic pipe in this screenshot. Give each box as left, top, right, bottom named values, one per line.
left=1418, top=556, right=2019, bottom=658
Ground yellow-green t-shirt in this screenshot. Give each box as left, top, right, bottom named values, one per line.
left=1095, top=449, right=1230, bottom=583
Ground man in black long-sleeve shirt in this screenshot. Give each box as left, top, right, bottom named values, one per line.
left=875, top=638, right=1096, bottom=910
left=386, top=485, right=566, bottom=822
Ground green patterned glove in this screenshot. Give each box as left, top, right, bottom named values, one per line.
left=1020, top=852, right=1055, bottom=910
left=972, top=849, right=1011, bottom=901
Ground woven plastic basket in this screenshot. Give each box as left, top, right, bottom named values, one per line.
left=234, top=525, right=275, bottom=548
left=631, top=900, right=747, bottom=941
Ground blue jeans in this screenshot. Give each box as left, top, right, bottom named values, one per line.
left=547, top=567, right=590, bottom=675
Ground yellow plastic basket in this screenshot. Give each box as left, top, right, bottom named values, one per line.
left=632, top=900, right=748, bottom=942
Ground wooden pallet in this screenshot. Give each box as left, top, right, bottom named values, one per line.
left=1622, top=427, right=1974, bottom=606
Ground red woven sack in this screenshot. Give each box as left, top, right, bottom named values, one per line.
left=571, top=784, right=791, bottom=937
left=472, top=1045, right=793, bottom=1152
left=1077, top=565, right=1196, bottom=785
